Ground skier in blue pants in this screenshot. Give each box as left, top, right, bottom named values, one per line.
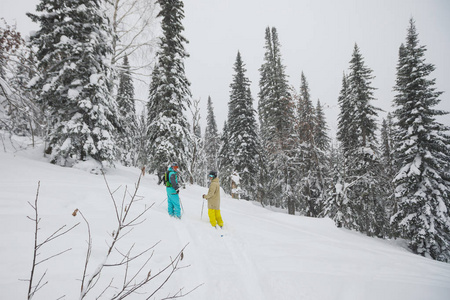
left=166, top=162, right=181, bottom=218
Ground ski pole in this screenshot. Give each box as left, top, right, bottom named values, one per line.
left=201, top=197, right=205, bottom=219
left=179, top=196, right=184, bottom=215
left=159, top=197, right=167, bottom=206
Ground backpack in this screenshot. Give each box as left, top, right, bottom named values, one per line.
left=163, top=171, right=173, bottom=187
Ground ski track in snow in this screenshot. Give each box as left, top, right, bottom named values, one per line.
left=170, top=207, right=266, bottom=300
left=220, top=226, right=267, bottom=300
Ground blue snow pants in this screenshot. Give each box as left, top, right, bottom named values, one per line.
left=167, top=187, right=181, bottom=218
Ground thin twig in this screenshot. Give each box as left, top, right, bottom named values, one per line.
left=123, top=204, right=153, bottom=227
left=161, top=283, right=205, bottom=300
left=79, top=209, right=93, bottom=297
left=145, top=244, right=189, bottom=300
left=36, top=248, right=72, bottom=265
left=37, top=223, right=80, bottom=249
left=29, top=269, right=48, bottom=299
left=27, top=182, right=40, bottom=299
left=96, top=277, right=114, bottom=300
left=104, top=245, right=153, bottom=267
left=101, top=170, right=121, bottom=224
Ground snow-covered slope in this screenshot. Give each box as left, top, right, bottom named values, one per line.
left=1, top=140, right=450, bottom=300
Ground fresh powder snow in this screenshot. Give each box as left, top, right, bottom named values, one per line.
left=1, top=136, right=450, bottom=300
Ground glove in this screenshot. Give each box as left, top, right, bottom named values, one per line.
left=176, top=189, right=180, bottom=194
left=202, top=194, right=206, bottom=199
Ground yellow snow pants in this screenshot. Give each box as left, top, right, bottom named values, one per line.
left=208, top=209, right=224, bottom=227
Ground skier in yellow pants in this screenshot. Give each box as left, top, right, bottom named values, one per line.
left=203, top=171, right=224, bottom=228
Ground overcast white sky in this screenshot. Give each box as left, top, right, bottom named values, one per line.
left=3, top=0, right=450, bottom=137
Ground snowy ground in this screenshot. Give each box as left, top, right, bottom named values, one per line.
left=1, top=136, right=450, bottom=300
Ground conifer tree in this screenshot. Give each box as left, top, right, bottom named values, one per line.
left=380, top=114, right=394, bottom=174
left=347, top=45, right=379, bottom=154
left=280, top=96, right=298, bottom=214
left=188, top=97, right=206, bottom=186
left=117, top=55, right=135, bottom=117
left=135, top=109, right=148, bottom=168
left=322, top=142, right=345, bottom=224
left=225, top=51, right=260, bottom=200
left=335, top=44, right=383, bottom=235
left=336, top=73, right=356, bottom=158
left=296, top=72, right=320, bottom=216
left=331, top=74, right=353, bottom=226
left=391, top=19, right=450, bottom=261
left=314, top=100, right=331, bottom=153
left=258, top=27, right=294, bottom=210
left=379, top=113, right=396, bottom=232
left=146, top=0, right=192, bottom=175
left=295, top=77, right=331, bottom=218
left=218, top=121, right=232, bottom=194
left=257, top=27, right=276, bottom=205
left=297, top=72, right=315, bottom=144
left=116, top=54, right=138, bottom=166
left=204, top=95, right=219, bottom=172
left=28, top=0, right=118, bottom=167
left=313, top=99, right=332, bottom=216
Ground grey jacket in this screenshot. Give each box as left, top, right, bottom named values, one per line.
left=168, top=168, right=179, bottom=190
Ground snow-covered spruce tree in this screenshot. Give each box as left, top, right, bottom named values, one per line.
left=255, top=128, right=269, bottom=205
left=335, top=44, right=385, bottom=236
left=135, top=108, right=149, bottom=168
left=188, top=97, right=206, bottom=186
left=225, top=51, right=260, bottom=200
left=279, top=96, right=298, bottom=214
left=218, top=121, right=232, bottom=194
left=204, top=95, right=219, bottom=172
left=336, top=73, right=356, bottom=158
left=116, top=54, right=138, bottom=166
left=258, top=27, right=295, bottom=211
left=322, top=142, right=345, bottom=224
left=146, top=0, right=192, bottom=176
left=27, top=0, right=118, bottom=167
left=295, top=72, right=325, bottom=217
left=297, top=73, right=315, bottom=144
left=257, top=27, right=276, bottom=205
left=380, top=114, right=395, bottom=179
left=329, top=74, right=353, bottom=226
left=379, top=113, right=396, bottom=236
left=314, top=100, right=331, bottom=154
left=391, top=19, right=450, bottom=262
left=314, top=99, right=332, bottom=216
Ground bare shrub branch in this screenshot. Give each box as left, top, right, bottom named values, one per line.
left=76, top=171, right=197, bottom=299
left=25, top=173, right=200, bottom=299
left=26, top=181, right=79, bottom=300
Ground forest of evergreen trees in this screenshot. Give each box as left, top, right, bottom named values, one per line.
left=1, top=0, right=449, bottom=262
